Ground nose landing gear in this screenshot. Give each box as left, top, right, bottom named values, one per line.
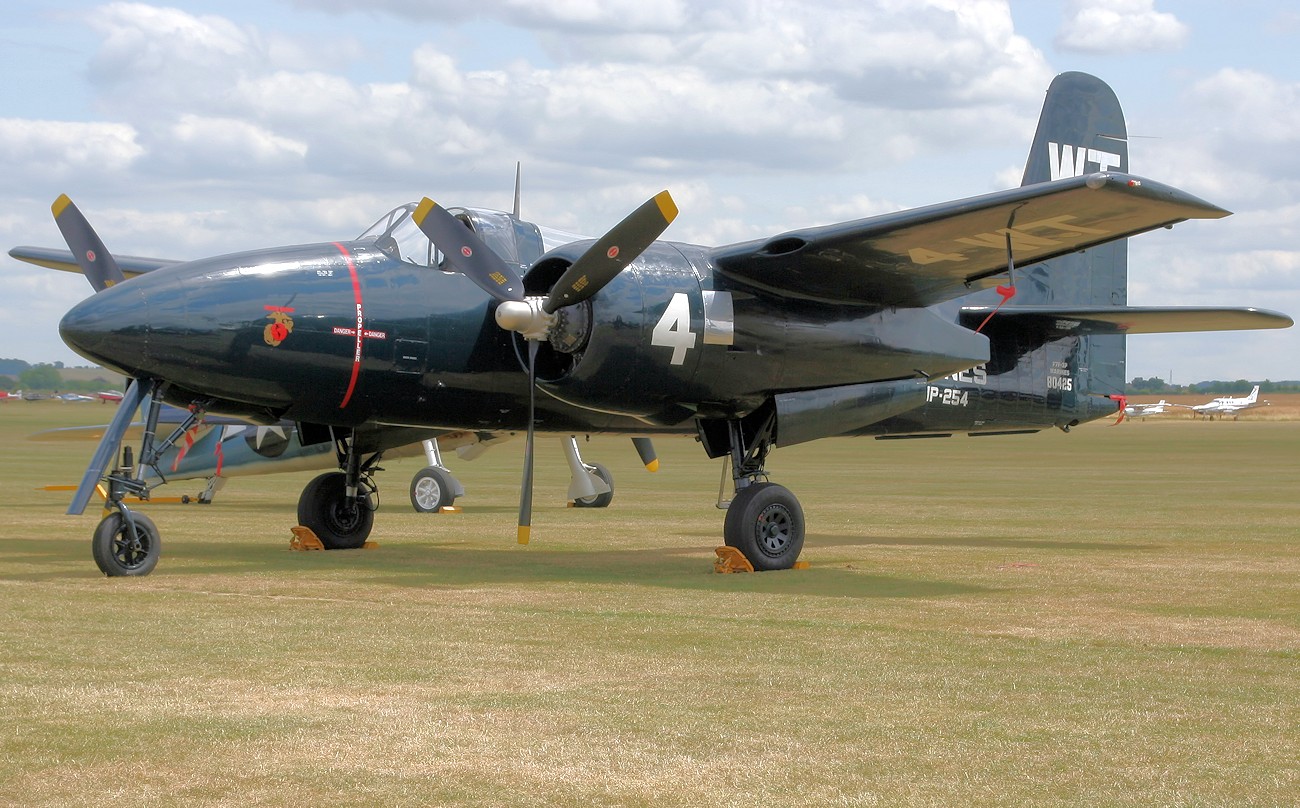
left=86, top=382, right=210, bottom=577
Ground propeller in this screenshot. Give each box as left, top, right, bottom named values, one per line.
left=52, top=194, right=128, bottom=292
left=50, top=195, right=148, bottom=514
left=410, top=198, right=524, bottom=303
left=413, top=190, right=678, bottom=543
left=631, top=437, right=659, bottom=473
left=542, top=191, right=677, bottom=313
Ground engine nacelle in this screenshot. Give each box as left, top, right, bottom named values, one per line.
left=524, top=242, right=710, bottom=426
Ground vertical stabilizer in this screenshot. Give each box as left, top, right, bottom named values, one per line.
left=1011, top=73, right=1130, bottom=398
left=1021, top=72, right=1128, bottom=188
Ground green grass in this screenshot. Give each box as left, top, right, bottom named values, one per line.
left=1, top=402, right=1297, bottom=806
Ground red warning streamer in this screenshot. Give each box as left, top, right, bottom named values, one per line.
left=974, top=284, right=1017, bottom=334
left=1107, top=394, right=1128, bottom=425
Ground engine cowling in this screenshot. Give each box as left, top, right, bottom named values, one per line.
left=522, top=242, right=710, bottom=426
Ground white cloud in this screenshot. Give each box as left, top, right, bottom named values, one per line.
left=0, top=119, right=143, bottom=185
left=161, top=114, right=308, bottom=171
left=1055, top=0, right=1188, bottom=54
left=2, top=1, right=1295, bottom=380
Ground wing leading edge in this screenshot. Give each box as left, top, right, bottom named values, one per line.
left=710, top=173, right=1229, bottom=309
left=7, top=245, right=179, bottom=278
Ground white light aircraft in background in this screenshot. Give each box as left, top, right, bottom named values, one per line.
left=1122, top=399, right=1186, bottom=419
left=1189, top=385, right=1268, bottom=419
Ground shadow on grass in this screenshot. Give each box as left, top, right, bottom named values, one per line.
left=810, top=533, right=1163, bottom=552
left=0, top=535, right=990, bottom=600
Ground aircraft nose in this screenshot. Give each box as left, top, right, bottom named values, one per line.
left=59, top=278, right=162, bottom=376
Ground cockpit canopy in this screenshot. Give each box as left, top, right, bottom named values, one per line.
left=356, top=203, right=590, bottom=271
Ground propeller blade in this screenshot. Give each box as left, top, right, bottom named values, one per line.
left=67, top=381, right=147, bottom=515
left=631, top=437, right=659, bottom=472
left=51, top=195, right=127, bottom=293
left=543, top=191, right=677, bottom=314
left=517, top=340, right=539, bottom=544
left=410, top=198, right=525, bottom=303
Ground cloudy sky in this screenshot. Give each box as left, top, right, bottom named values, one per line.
left=2, top=0, right=1297, bottom=384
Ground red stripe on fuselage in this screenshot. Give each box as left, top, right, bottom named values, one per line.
left=334, top=242, right=363, bottom=409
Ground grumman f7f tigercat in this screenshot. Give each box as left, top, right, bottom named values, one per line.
left=12, top=72, right=1291, bottom=576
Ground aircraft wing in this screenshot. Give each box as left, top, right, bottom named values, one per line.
left=710, top=173, right=1228, bottom=308
left=7, top=246, right=179, bottom=278
left=956, top=306, right=1294, bottom=334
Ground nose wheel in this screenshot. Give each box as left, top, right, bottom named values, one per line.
left=92, top=510, right=161, bottom=577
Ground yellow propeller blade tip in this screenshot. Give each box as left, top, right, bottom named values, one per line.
left=52, top=194, right=73, bottom=218
left=645, top=459, right=660, bottom=473
left=412, top=197, right=437, bottom=224
left=654, top=191, right=678, bottom=223
left=517, top=526, right=531, bottom=545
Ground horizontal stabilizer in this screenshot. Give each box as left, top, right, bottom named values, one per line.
left=8, top=246, right=178, bottom=278
left=711, top=173, right=1229, bottom=308
left=958, top=306, right=1293, bottom=334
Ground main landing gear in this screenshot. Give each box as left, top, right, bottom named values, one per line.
left=711, top=410, right=805, bottom=571
left=296, top=431, right=380, bottom=549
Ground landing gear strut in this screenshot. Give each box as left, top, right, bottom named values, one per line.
left=713, top=409, right=804, bottom=571
left=564, top=436, right=614, bottom=508
left=296, top=430, right=379, bottom=549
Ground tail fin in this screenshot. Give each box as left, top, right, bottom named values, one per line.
left=1021, top=72, right=1128, bottom=188
left=1246, top=385, right=1259, bottom=403
left=1015, top=72, right=1130, bottom=397
left=1016, top=72, right=1128, bottom=311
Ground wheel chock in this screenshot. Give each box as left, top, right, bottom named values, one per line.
left=712, top=547, right=810, bottom=573
left=289, top=526, right=325, bottom=551
left=713, top=546, right=754, bottom=573
left=438, top=505, right=463, bottom=514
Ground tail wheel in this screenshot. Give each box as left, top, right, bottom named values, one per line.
left=92, top=511, right=161, bottom=577
left=723, top=482, right=804, bottom=571
left=297, top=472, right=374, bottom=549
left=572, top=462, right=614, bottom=509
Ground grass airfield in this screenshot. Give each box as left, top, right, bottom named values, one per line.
left=1, top=400, right=1296, bottom=806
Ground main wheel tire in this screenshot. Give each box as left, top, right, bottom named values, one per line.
left=572, top=462, right=614, bottom=508
left=297, top=472, right=374, bottom=550
left=410, top=467, right=457, bottom=513
left=92, top=511, right=161, bottom=577
left=723, top=482, right=804, bottom=571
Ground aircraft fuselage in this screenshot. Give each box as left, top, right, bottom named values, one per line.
left=61, top=230, right=1098, bottom=441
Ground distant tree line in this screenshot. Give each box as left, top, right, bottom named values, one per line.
left=1128, top=377, right=1300, bottom=395
left=0, top=359, right=119, bottom=394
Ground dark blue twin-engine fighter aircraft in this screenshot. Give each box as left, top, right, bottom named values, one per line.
left=12, top=72, right=1291, bottom=576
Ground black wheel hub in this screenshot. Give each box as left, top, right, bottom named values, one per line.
left=755, top=503, right=793, bottom=557
left=114, top=526, right=152, bottom=569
